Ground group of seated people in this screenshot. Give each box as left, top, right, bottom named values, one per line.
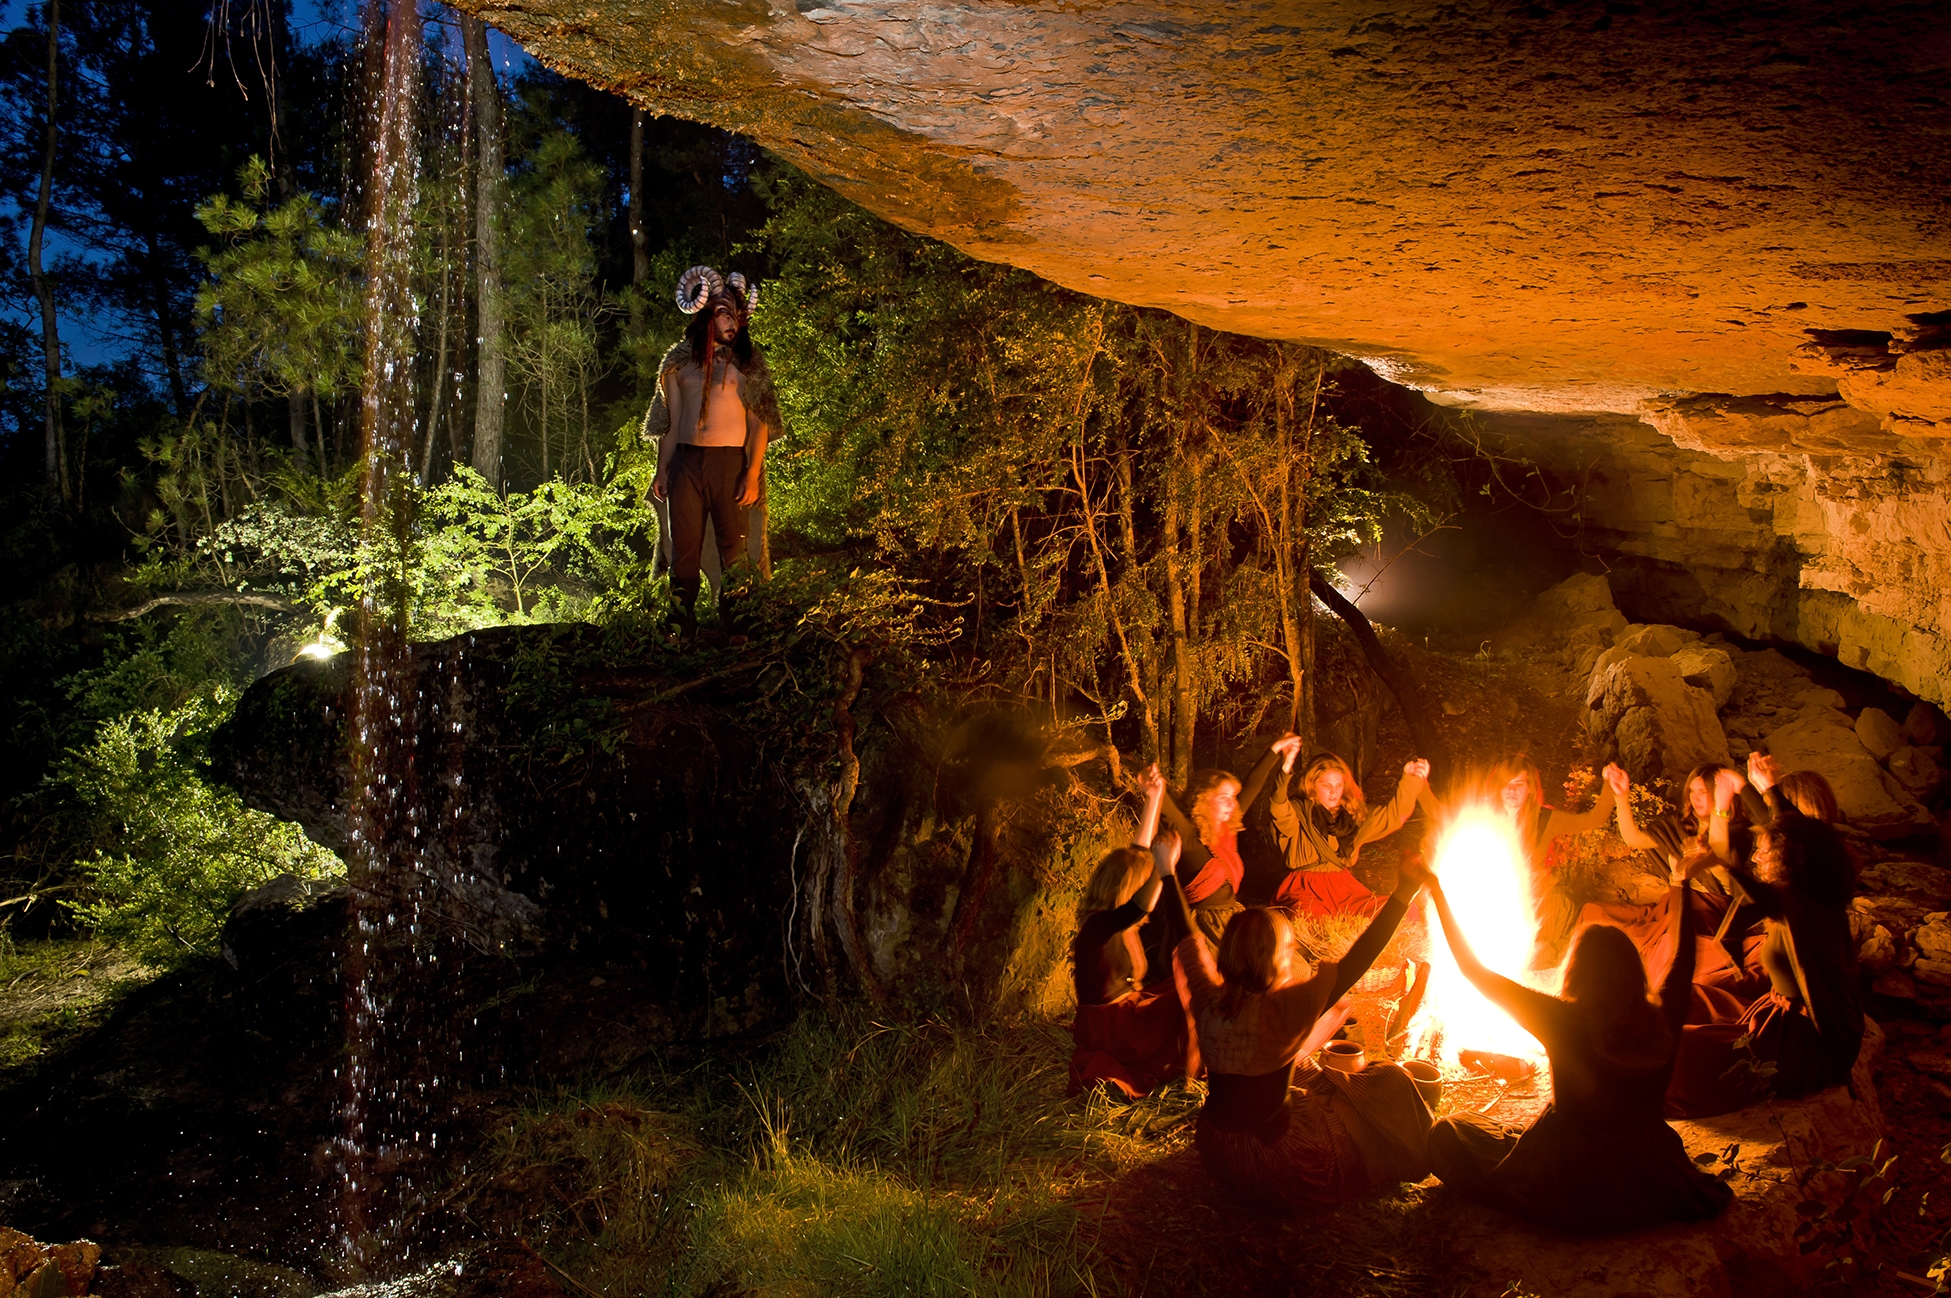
left=1069, top=738, right=1866, bottom=1234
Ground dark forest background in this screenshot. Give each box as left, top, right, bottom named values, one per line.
left=0, top=0, right=1570, bottom=967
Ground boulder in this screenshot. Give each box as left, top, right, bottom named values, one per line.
left=1612, top=623, right=1700, bottom=660
left=1905, top=702, right=1943, bottom=747
left=1855, top=707, right=1906, bottom=761
left=1916, top=913, right=1951, bottom=963
left=1874, top=970, right=1919, bottom=1000
left=1762, top=706, right=1931, bottom=835
left=1442, top=1023, right=1884, bottom=1296
left=1858, top=923, right=1898, bottom=973
left=0, top=1231, right=101, bottom=1297
left=1585, top=655, right=1732, bottom=782
left=1671, top=645, right=1737, bottom=710
left=1856, top=863, right=1951, bottom=908
left=1889, top=745, right=1944, bottom=797
left=1498, top=572, right=1628, bottom=651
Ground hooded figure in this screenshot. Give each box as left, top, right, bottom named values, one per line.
left=640, top=266, right=784, bottom=633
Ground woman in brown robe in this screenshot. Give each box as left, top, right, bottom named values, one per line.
left=1069, top=765, right=1191, bottom=1098
left=1665, top=761, right=1863, bottom=1118
left=1171, top=852, right=1436, bottom=1208
left=1576, top=762, right=1764, bottom=1012
left=1269, top=752, right=1433, bottom=917
left=1424, top=854, right=1734, bottom=1232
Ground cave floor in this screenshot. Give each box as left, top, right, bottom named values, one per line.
left=7, top=637, right=1951, bottom=1296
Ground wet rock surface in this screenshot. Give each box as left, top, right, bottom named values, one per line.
left=0, top=625, right=1096, bottom=1275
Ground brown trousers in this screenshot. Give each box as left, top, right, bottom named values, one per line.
left=667, top=445, right=749, bottom=609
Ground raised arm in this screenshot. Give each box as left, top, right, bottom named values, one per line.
left=1154, top=832, right=1196, bottom=939
left=1427, top=879, right=1561, bottom=1040
left=1708, top=766, right=1745, bottom=866
left=1606, top=762, right=1664, bottom=853
left=1157, top=790, right=1216, bottom=882
left=1134, top=763, right=1165, bottom=848
left=1324, top=858, right=1429, bottom=1003
left=1237, top=738, right=1290, bottom=816
left=1352, top=757, right=1431, bottom=854
left=1544, top=779, right=1616, bottom=840
left=1656, top=854, right=1702, bottom=1031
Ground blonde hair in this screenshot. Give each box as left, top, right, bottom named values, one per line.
left=1078, top=847, right=1153, bottom=921
left=1187, top=769, right=1242, bottom=848
left=1298, top=752, right=1367, bottom=821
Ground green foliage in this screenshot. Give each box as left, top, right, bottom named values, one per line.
left=504, top=130, right=612, bottom=483
left=752, top=167, right=1437, bottom=773
left=418, top=466, right=656, bottom=630
left=194, top=156, right=364, bottom=404
left=56, top=690, right=341, bottom=964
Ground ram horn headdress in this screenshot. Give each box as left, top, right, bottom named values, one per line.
left=675, top=264, right=725, bottom=315
left=726, top=271, right=760, bottom=312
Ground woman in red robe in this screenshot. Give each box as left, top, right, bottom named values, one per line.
left=1068, top=765, right=1193, bottom=1098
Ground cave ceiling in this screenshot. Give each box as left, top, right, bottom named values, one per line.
left=464, top=0, right=1949, bottom=424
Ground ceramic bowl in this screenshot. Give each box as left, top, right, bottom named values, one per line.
left=1321, top=1040, right=1365, bottom=1073
left=1402, top=1058, right=1443, bottom=1108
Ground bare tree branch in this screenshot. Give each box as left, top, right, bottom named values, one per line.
left=88, top=591, right=300, bottom=621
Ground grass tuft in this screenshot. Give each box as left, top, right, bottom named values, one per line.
left=450, top=1012, right=1209, bottom=1296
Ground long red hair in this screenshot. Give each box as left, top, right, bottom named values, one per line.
left=1187, top=768, right=1242, bottom=847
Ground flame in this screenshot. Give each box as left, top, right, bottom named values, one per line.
left=1409, top=803, right=1554, bottom=1066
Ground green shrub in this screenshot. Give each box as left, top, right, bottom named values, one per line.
left=58, top=690, right=341, bottom=963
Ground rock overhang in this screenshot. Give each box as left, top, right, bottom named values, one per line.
left=463, top=0, right=1951, bottom=418
left=461, top=0, right=1951, bottom=702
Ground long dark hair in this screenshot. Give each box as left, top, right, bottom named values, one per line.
left=683, top=290, right=756, bottom=369
left=1678, top=763, right=1737, bottom=839
left=1214, top=907, right=1289, bottom=1021
left=1562, top=923, right=1673, bottom=1069
left=1771, top=810, right=1855, bottom=910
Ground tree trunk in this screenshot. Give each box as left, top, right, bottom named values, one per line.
left=29, top=0, right=66, bottom=503
left=1162, top=488, right=1193, bottom=787
left=420, top=225, right=453, bottom=485
left=146, top=246, right=190, bottom=417
left=629, top=107, right=648, bottom=333
left=1308, top=568, right=1447, bottom=776
left=289, top=389, right=311, bottom=458
left=463, top=14, right=506, bottom=490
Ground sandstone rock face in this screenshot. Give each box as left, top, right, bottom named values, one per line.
left=452, top=1, right=1949, bottom=711
left=1763, top=702, right=1930, bottom=834
left=460, top=0, right=1949, bottom=420
left=1584, top=654, right=1731, bottom=782
left=1856, top=707, right=1906, bottom=761
left=1485, top=410, right=1951, bottom=712
left=0, top=1230, right=101, bottom=1297
left=210, top=628, right=1095, bottom=1039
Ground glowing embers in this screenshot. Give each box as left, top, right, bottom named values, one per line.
left=1408, top=804, right=1552, bottom=1069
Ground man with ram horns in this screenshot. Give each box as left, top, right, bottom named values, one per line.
left=642, top=265, right=783, bottom=638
